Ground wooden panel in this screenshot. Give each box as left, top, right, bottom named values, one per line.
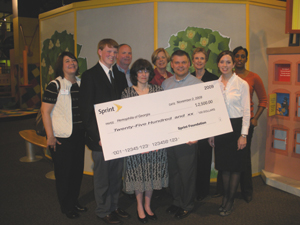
left=267, top=46, right=300, bottom=55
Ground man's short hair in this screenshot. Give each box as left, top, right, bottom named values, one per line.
left=171, top=50, right=191, bottom=64
left=97, top=38, right=119, bottom=51
left=118, top=43, right=132, bottom=51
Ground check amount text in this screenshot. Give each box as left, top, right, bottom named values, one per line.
left=195, top=100, right=213, bottom=107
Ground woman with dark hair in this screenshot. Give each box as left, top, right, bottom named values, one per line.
left=191, top=47, right=218, bottom=201
left=232, top=46, right=267, bottom=202
left=150, top=48, right=172, bottom=86
left=121, top=59, right=168, bottom=223
left=41, top=52, right=87, bottom=219
left=208, top=50, right=250, bottom=216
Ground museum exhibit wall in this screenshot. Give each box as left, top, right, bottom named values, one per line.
left=39, top=0, right=288, bottom=176
left=249, top=5, right=289, bottom=175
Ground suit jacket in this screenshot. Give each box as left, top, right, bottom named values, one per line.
left=191, top=69, right=218, bottom=82
left=79, top=62, right=128, bottom=151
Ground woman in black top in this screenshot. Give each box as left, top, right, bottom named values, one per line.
left=191, top=47, right=218, bottom=201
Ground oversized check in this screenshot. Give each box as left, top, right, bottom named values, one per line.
left=94, top=80, right=232, bottom=161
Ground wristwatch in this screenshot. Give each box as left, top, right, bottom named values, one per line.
left=241, top=134, right=247, bottom=138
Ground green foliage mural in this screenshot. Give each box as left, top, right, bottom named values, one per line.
left=165, top=27, right=230, bottom=76
left=40, top=30, right=87, bottom=91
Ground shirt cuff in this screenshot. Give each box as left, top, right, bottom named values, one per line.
left=241, top=126, right=249, bottom=136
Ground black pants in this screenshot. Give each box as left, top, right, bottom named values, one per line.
left=196, top=138, right=212, bottom=197
left=50, top=129, right=85, bottom=213
left=240, top=123, right=254, bottom=196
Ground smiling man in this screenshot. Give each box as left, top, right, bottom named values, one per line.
left=162, top=50, right=201, bottom=220
left=79, top=39, right=129, bottom=224
left=113, top=44, right=133, bottom=87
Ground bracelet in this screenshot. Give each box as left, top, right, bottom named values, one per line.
left=241, top=134, right=247, bottom=138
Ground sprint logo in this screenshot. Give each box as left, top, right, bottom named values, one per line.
left=98, top=104, right=122, bottom=115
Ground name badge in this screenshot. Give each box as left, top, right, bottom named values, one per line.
left=61, top=89, right=69, bottom=95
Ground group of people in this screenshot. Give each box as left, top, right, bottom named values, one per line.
left=41, top=38, right=267, bottom=223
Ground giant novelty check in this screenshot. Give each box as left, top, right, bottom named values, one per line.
left=94, top=80, right=232, bottom=161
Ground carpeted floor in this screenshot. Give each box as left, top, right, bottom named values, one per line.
left=1, top=116, right=300, bottom=225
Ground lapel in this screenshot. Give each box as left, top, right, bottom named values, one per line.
left=94, top=63, right=118, bottom=99
left=95, top=63, right=114, bottom=89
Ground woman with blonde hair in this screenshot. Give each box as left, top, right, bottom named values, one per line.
left=150, top=48, right=172, bottom=86
left=191, top=47, right=218, bottom=201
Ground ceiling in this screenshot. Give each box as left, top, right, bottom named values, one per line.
left=0, top=0, right=86, bottom=20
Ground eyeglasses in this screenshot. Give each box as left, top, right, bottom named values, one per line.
left=137, top=69, right=150, bottom=74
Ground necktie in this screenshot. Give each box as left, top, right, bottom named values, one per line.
left=109, top=70, right=117, bottom=96
left=109, top=70, right=115, bottom=88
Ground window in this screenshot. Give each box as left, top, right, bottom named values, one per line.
left=296, top=94, right=300, bottom=119
left=275, top=64, right=291, bottom=82
left=276, top=92, right=290, bottom=117
left=297, top=63, right=300, bottom=84
left=292, top=130, right=300, bottom=159
left=271, top=126, right=288, bottom=155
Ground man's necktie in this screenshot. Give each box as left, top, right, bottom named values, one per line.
left=109, top=70, right=117, bottom=96
left=109, top=70, right=115, bottom=88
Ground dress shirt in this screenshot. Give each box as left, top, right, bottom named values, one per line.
left=99, top=60, right=113, bottom=82
left=116, top=63, right=132, bottom=87
left=218, top=73, right=250, bottom=135
left=162, top=73, right=201, bottom=90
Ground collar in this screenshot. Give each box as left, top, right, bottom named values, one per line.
left=116, top=63, right=130, bottom=75
left=172, top=73, right=191, bottom=83
left=219, top=72, right=237, bottom=88
left=99, top=60, right=112, bottom=75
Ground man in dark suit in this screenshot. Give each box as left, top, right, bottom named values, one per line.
left=79, top=39, right=129, bottom=224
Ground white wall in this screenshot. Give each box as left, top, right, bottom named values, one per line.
left=157, top=2, right=246, bottom=50
left=76, top=3, right=154, bottom=68
left=40, top=12, right=74, bottom=49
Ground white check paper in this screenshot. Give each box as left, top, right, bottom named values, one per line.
left=94, top=80, right=232, bottom=161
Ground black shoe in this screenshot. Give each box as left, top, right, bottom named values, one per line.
left=137, top=211, right=148, bottom=224
left=153, top=189, right=163, bottom=199
left=128, top=194, right=136, bottom=199
left=144, top=209, right=157, bottom=220
left=166, top=205, right=180, bottom=214
left=174, top=208, right=191, bottom=219
left=113, top=208, right=130, bottom=218
left=220, top=205, right=233, bottom=217
left=212, top=192, right=222, bottom=198
left=100, top=214, right=121, bottom=224
left=74, top=203, right=88, bottom=212
left=242, top=194, right=252, bottom=203
left=122, top=191, right=135, bottom=199
left=65, top=210, right=80, bottom=219
left=218, top=205, right=224, bottom=212
left=196, top=195, right=207, bottom=201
